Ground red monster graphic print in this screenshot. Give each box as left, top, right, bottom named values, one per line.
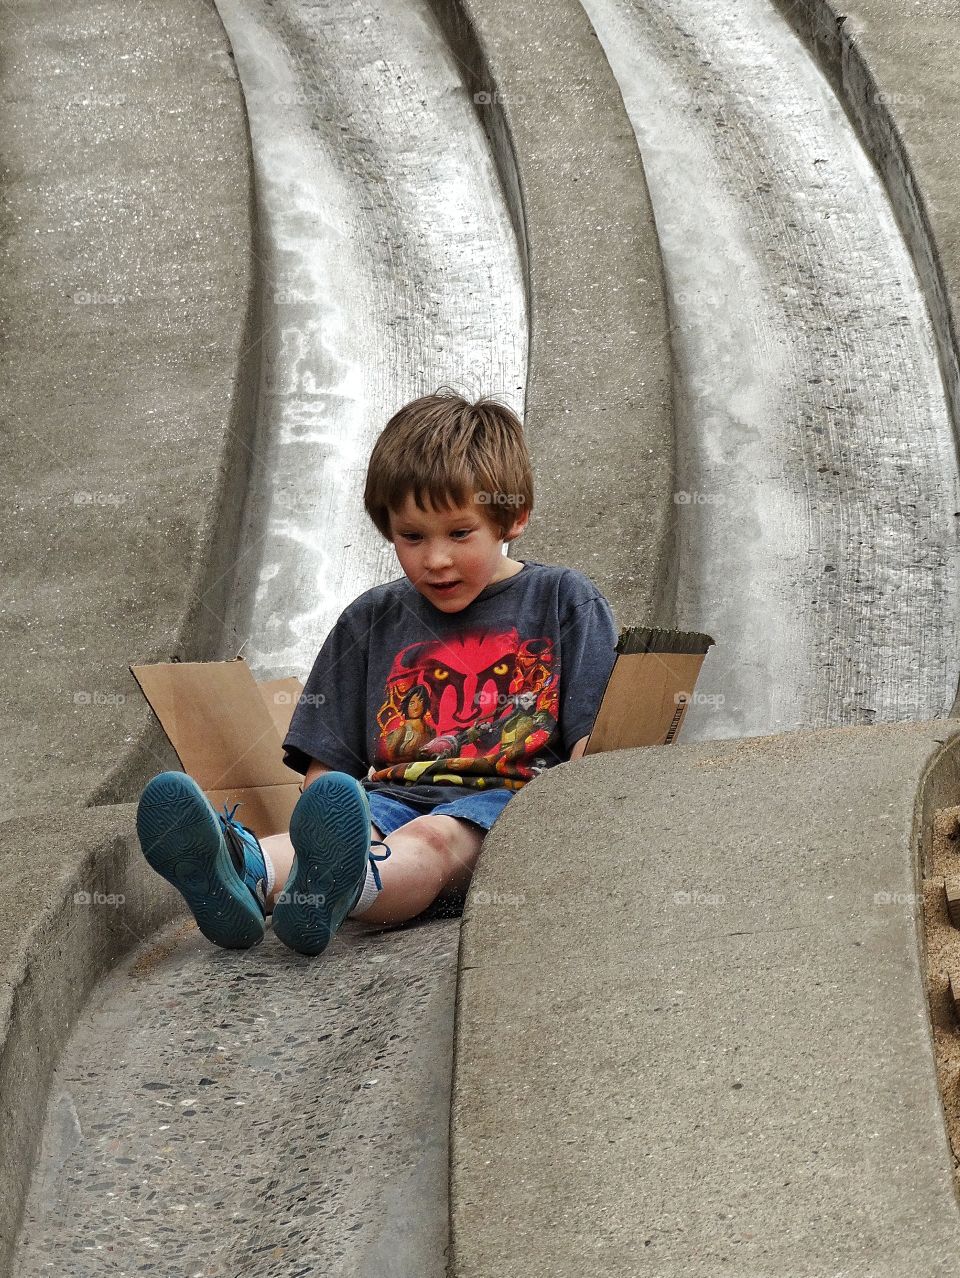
left=369, top=628, right=560, bottom=790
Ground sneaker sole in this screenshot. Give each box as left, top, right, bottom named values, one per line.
left=136, top=772, right=264, bottom=950
left=272, top=773, right=371, bottom=957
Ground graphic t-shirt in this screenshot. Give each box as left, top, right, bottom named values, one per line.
left=281, top=559, right=619, bottom=811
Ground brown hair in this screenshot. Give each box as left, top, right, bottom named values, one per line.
left=363, top=388, right=534, bottom=541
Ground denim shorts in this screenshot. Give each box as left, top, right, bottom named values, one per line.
left=364, top=786, right=515, bottom=838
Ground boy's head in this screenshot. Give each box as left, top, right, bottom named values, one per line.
left=364, top=389, right=533, bottom=612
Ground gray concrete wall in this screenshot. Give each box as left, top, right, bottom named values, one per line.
left=0, top=0, right=260, bottom=820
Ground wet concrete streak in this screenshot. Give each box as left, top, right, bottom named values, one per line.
left=214, top=0, right=527, bottom=679
left=583, top=0, right=960, bottom=739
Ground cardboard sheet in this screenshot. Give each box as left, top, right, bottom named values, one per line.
left=584, top=627, right=715, bottom=754
left=132, top=627, right=714, bottom=834
left=130, top=658, right=303, bottom=837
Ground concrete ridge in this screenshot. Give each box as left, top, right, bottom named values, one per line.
left=0, top=810, right=178, bottom=1273
left=452, top=721, right=960, bottom=1275
left=425, top=0, right=676, bottom=625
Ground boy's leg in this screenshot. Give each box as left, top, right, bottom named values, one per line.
left=352, top=814, right=485, bottom=926
left=261, top=814, right=484, bottom=925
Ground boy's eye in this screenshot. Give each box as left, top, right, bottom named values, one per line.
left=399, top=529, right=473, bottom=542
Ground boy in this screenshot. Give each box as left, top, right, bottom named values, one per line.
left=136, top=390, right=619, bottom=957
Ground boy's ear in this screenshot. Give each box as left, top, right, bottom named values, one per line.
left=505, top=506, right=530, bottom=540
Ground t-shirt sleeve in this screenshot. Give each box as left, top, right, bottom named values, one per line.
left=558, top=588, right=619, bottom=755
left=281, top=610, right=369, bottom=779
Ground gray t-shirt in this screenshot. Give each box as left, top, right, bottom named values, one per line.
left=281, top=559, right=618, bottom=812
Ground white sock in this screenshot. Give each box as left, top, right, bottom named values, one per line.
left=347, top=861, right=383, bottom=917
left=260, top=846, right=276, bottom=896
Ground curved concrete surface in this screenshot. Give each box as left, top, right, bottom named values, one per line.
left=214, top=0, right=527, bottom=675
left=14, top=917, right=460, bottom=1275
left=453, top=721, right=960, bottom=1275
left=0, top=1, right=257, bottom=818
left=582, top=0, right=960, bottom=742
left=774, top=4, right=960, bottom=618
left=0, top=1, right=256, bottom=1271
left=448, top=7, right=960, bottom=1274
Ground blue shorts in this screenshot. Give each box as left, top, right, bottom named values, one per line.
left=364, top=786, right=515, bottom=838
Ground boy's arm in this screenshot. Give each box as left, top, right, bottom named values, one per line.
left=569, top=735, right=590, bottom=761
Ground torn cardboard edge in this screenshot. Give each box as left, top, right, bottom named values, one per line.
left=583, top=626, right=715, bottom=755
left=130, top=626, right=714, bottom=836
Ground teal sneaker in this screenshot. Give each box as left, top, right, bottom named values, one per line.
left=136, top=771, right=268, bottom=950
left=272, top=772, right=391, bottom=957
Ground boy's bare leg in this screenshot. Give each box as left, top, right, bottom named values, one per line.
left=260, top=815, right=484, bottom=923
left=357, top=815, right=485, bottom=925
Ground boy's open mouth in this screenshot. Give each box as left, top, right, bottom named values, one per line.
left=428, top=580, right=460, bottom=593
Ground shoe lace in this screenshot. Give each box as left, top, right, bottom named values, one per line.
left=217, top=800, right=265, bottom=872
left=368, top=839, right=392, bottom=891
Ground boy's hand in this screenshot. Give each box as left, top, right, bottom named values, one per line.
left=569, top=735, right=590, bottom=761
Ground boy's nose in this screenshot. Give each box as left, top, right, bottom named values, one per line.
left=424, top=545, right=453, bottom=569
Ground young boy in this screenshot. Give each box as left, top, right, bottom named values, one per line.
left=136, top=390, right=619, bottom=957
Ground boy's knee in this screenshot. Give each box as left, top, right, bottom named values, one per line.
left=398, top=814, right=479, bottom=861
left=395, top=814, right=453, bottom=857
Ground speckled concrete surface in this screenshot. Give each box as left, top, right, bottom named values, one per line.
left=582, top=0, right=960, bottom=740
left=452, top=723, right=960, bottom=1276
left=0, top=0, right=257, bottom=1270
left=14, top=913, right=459, bottom=1276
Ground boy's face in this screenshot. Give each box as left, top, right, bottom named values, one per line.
left=388, top=491, right=529, bottom=613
